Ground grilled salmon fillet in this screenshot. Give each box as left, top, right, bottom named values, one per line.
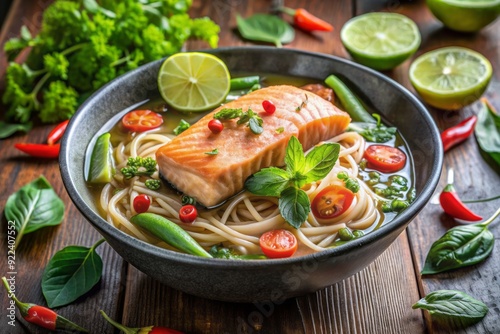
left=156, top=85, right=351, bottom=207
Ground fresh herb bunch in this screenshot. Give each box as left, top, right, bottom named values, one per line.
left=2, top=0, right=220, bottom=132
left=245, top=136, right=340, bottom=228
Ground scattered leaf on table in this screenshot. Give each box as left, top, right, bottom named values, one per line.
left=236, top=14, right=295, bottom=47
left=475, top=98, right=500, bottom=166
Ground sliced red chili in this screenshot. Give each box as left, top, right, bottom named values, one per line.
left=47, top=119, right=70, bottom=145
left=14, top=143, right=60, bottom=159
left=122, top=110, right=163, bottom=132
left=179, top=204, right=197, bottom=223
left=259, top=229, right=298, bottom=258
left=441, top=115, right=477, bottom=152
left=364, top=145, right=406, bottom=173
left=208, top=119, right=224, bottom=134
left=262, top=100, right=276, bottom=115
left=311, top=185, right=354, bottom=219
left=133, top=194, right=151, bottom=214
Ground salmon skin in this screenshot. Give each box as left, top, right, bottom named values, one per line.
left=156, top=85, right=351, bottom=208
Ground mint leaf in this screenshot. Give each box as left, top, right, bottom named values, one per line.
left=245, top=167, right=291, bottom=196
left=285, top=136, right=306, bottom=175
left=299, top=143, right=340, bottom=187
left=248, top=117, right=263, bottom=134
left=279, top=187, right=310, bottom=229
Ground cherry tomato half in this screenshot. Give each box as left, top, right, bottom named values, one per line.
left=208, top=119, right=224, bottom=134
left=311, top=185, right=354, bottom=220
left=179, top=204, right=197, bottom=223
left=364, top=145, right=406, bottom=173
left=133, top=194, right=151, bottom=213
left=259, top=229, right=298, bottom=258
left=122, top=110, right=163, bottom=132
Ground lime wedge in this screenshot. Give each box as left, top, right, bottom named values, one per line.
left=340, top=12, right=421, bottom=70
left=426, top=0, right=500, bottom=32
left=88, top=132, right=115, bottom=183
left=409, top=47, right=492, bottom=110
left=158, top=52, right=231, bottom=113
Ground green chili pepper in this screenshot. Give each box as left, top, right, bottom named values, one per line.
left=230, top=76, right=260, bottom=90
left=324, top=74, right=376, bottom=123
left=130, top=213, right=212, bottom=258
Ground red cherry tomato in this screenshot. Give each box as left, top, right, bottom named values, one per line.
left=259, top=229, right=298, bottom=258
left=262, top=100, right=276, bottom=115
left=133, top=194, right=151, bottom=213
left=122, top=110, right=163, bottom=132
left=208, top=119, right=224, bottom=134
left=364, top=145, right=406, bottom=173
left=311, top=185, right=354, bottom=219
left=179, top=204, right=197, bottom=223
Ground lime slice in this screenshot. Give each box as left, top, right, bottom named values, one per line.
left=340, top=12, right=421, bottom=71
left=409, top=47, right=492, bottom=110
left=158, top=52, right=231, bottom=113
left=88, top=132, right=115, bottom=183
left=426, top=0, right=500, bottom=32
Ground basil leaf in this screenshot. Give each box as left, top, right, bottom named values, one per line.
left=245, top=167, right=291, bottom=196
left=4, top=176, right=65, bottom=248
left=421, top=223, right=494, bottom=275
left=285, top=136, right=306, bottom=175
left=300, top=143, right=340, bottom=187
left=42, top=239, right=105, bottom=308
left=278, top=187, right=310, bottom=229
left=236, top=14, right=295, bottom=47
left=412, top=290, right=488, bottom=328
left=0, top=121, right=33, bottom=139
left=475, top=99, right=500, bottom=166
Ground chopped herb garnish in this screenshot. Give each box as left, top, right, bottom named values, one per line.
left=295, top=94, right=309, bottom=112
left=275, top=127, right=285, bottom=134
left=121, top=157, right=157, bottom=179
left=214, top=108, right=243, bottom=120
left=145, top=179, right=161, bottom=190
left=337, top=171, right=360, bottom=193
left=173, top=119, right=190, bottom=135
left=205, top=148, right=219, bottom=155
left=181, top=195, right=197, bottom=205
left=348, top=113, right=397, bottom=143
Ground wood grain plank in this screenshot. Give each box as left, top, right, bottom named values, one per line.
left=0, top=1, right=126, bottom=333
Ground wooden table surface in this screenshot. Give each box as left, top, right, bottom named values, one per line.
left=1, top=0, right=499, bottom=333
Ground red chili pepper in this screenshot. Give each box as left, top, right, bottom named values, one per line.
left=280, top=7, right=333, bottom=32
left=262, top=100, right=276, bottom=115
left=439, top=169, right=482, bottom=221
left=14, top=143, right=60, bottom=158
left=2, top=277, right=87, bottom=332
left=47, top=119, right=70, bottom=145
left=441, top=115, right=477, bottom=152
left=100, top=310, right=184, bottom=334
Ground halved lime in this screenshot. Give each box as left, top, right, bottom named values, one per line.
left=426, top=0, right=500, bottom=32
left=88, top=132, right=115, bottom=183
left=158, top=52, right=230, bottom=113
left=340, top=12, right=421, bottom=71
left=409, top=47, right=492, bottom=110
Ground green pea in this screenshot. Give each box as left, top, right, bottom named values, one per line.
left=338, top=227, right=354, bottom=241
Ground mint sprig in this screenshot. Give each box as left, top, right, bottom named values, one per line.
left=213, top=107, right=263, bottom=135
left=245, top=136, right=340, bottom=228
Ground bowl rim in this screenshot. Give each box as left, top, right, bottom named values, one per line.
left=60, top=46, right=443, bottom=268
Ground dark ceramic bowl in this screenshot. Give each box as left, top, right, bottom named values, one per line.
left=60, top=47, right=442, bottom=302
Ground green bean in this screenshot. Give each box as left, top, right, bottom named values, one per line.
left=230, top=76, right=260, bottom=90
left=130, top=213, right=212, bottom=258
left=324, top=74, right=376, bottom=123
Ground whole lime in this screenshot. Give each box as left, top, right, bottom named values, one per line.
left=426, top=0, right=500, bottom=32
